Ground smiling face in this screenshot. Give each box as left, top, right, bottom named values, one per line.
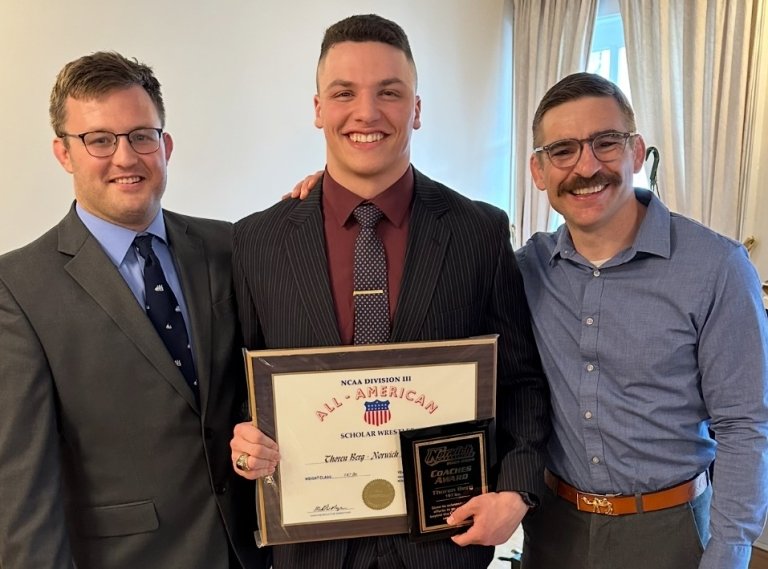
left=530, top=96, right=645, bottom=238
left=314, top=41, right=421, bottom=198
left=53, top=85, right=173, bottom=231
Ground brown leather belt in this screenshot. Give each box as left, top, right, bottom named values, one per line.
left=545, top=469, right=709, bottom=516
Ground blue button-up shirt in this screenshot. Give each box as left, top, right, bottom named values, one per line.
left=517, top=189, right=768, bottom=569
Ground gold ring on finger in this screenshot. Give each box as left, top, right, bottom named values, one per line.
left=235, top=452, right=251, bottom=471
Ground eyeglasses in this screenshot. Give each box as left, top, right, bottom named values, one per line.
left=59, top=128, right=163, bottom=157
left=534, top=131, right=636, bottom=169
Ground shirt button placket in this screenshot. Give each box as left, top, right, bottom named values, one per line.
left=579, top=262, right=608, bottom=486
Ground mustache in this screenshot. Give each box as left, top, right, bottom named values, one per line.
left=558, top=173, right=621, bottom=195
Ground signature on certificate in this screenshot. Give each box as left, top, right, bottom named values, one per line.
left=312, top=503, right=352, bottom=513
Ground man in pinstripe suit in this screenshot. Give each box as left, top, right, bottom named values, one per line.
left=230, top=14, right=549, bottom=568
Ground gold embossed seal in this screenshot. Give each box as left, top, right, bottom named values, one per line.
left=362, top=479, right=395, bottom=510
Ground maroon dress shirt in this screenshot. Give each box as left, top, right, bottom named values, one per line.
left=321, top=167, right=413, bottom=344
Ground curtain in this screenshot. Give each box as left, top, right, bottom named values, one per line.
left=508, top=0, right=597, bottom=246
left=619, top=0, right=762, bottom=239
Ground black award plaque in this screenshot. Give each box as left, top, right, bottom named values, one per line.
left=399, top=418, right=492, bottom=542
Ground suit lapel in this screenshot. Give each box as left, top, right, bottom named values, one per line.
left=165, top=212, right=208, bottom=413
left=284, top=188, right=341, bottom=345
left=59, top=208, right=199, bottom=412
left=391, top=170, right=451, bottom=342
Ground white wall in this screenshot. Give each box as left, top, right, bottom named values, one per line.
left=0, top=0, right=510, bottom=254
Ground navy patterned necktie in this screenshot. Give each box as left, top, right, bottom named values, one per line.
left=134, top=235, right=199, bottom=400
left=352, top=203, right=390, bottom=344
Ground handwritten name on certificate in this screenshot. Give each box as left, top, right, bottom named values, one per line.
left=272, top=363, right=478, bottom=525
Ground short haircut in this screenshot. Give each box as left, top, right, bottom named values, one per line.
left=317, top=14, right=417, bottom=85
left=532, top=72, right=636, bottom=146
left=49, top=51, right=165, bottom=137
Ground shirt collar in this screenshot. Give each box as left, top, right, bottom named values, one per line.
left=322, top=166, right=414, bottom=228
left=549, top=188, right=671, bottom=265
left=75, top=203, right=167, bottom=267
left=630, top=189, right=671, bottom=259
left=550, top=224, right=576, bottom=264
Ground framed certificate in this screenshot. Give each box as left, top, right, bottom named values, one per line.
left=243, top=336, right=497, bottom=546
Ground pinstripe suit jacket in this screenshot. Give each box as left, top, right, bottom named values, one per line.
left=0, top=206, right=266, bottom=569
left=233, top=169, right=549, bottom=569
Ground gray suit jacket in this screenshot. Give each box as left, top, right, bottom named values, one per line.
left=233, top=169, right=549, bottom=568
left=0, top=206, right=267, bottom=569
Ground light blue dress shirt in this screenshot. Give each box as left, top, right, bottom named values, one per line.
left=517, top=189, right=768, bottom=569
left=75, top=204, right=195, bottom=354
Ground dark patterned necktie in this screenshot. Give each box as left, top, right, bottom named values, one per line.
left=352, top=203, right=390, bottom=344
left=134, top=235, right=199, bottom=400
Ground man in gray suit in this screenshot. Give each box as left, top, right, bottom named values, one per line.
left=0, top=52, right=267, bottom=569
left=229, top=14, right=549, bottom=569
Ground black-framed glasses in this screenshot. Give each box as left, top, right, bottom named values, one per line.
left=534, top=131, right=636, bottom=169
left=59, top=128, right=163, bottom=157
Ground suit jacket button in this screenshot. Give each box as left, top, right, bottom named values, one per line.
left=215, top=484, right=227, bottom=494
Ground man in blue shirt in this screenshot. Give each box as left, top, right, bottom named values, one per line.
left=517, top=72, right=768, bottom=569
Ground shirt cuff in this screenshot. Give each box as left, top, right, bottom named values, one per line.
left=516, top=491, right=538, bottom=509
left=699, top=539, right=752, bottom=569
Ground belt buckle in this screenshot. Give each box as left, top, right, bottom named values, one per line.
left=576, top=492, right=616, bottom=515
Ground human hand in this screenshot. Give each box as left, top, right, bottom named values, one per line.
left=230, top=422, right=280, bottom=480
left=282, top=170, right=323, bottom=200
left=447, top=491, right=529, bottom=546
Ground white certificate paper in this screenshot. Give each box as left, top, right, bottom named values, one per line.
left=273, top=362, right=478, bottom=525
